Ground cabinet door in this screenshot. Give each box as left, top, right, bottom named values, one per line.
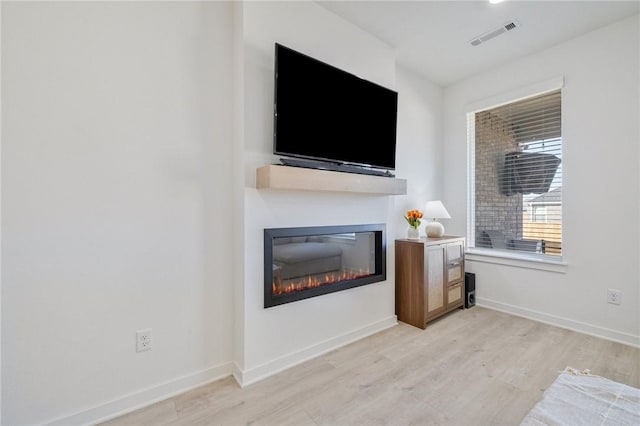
left=424, top=245, right=445, bottom=320
left=446, top=284, right=463, bottom=309
left=446, top=241, right=464, bottom=285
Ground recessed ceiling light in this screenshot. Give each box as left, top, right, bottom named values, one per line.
left=490, top=0, right=506, bottom=4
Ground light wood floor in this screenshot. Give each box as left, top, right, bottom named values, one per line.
left=103, top=307, right=640, bottom=426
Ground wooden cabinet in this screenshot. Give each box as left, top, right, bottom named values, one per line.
left=395, top=236, right=465, bottom=329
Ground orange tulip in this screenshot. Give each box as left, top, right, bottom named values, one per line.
left=404, top=209, right=423, bottom=229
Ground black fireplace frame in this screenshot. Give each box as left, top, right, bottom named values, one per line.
left=264, top=224, right=386, bottom=308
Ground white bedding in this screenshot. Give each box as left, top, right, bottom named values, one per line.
left=521, top=367, right=640, bottom=426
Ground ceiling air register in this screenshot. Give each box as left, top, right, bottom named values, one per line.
left=470, top=20, right=520, bottom=46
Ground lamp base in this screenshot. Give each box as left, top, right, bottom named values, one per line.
left=425, top=221, right=445, bottom=238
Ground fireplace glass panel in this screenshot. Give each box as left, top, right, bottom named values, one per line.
left=264, top=224, right=385, bottom=308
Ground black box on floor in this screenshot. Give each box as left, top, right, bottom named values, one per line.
left=464, top=272, right=476, bottom=309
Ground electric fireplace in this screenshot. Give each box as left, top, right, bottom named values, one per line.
left=264, top=224, right=386, bottom=308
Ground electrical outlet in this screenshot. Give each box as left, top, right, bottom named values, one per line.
left=136, top=329, right=152, bottom=352
left=607, top=289, right=621, bottom=305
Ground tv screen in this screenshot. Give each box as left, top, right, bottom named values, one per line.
left=274, top=43, right=398, bottom=172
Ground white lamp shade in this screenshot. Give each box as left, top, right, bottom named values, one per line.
left=424, top=200, right=451, bottom=219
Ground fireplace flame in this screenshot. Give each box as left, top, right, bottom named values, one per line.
left=272, top=269, right=372, bottom=295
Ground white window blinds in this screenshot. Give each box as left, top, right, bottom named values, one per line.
left=470, top=89, right=562, bottom=257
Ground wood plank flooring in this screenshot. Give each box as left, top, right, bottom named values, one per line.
left=102, top=307, right=640, bottom=426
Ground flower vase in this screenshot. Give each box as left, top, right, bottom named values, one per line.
left=407, top=226, right=420, bottom=240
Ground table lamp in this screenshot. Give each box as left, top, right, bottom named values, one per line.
left=424, top=200, right=451, bottom=238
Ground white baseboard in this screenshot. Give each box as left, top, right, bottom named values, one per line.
left=45, top=317, right=398, bottom=425
left=477, top=297, right=640, bottom=348
left=46, top=362, right=234, bottom=426
left=232, top=361, right=244, bottom=386
left=234, top=315, right=398, bottom=387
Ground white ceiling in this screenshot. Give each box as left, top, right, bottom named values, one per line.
left=317, top=0, right=640, bottom=86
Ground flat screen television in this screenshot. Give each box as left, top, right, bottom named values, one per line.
left=273, top=43, right=398, bottom=175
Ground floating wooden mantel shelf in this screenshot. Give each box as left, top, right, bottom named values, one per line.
left=256, top=165, right=407, bottom=196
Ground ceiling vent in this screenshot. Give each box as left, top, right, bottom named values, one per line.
left=470, top=20, right=520, bottom=46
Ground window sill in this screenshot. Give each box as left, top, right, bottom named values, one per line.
left=465, top=248, right=568, bottom=273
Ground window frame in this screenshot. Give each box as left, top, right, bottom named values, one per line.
left=465, top=77, right=566, bottom=271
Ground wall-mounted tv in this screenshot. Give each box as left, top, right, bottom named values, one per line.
left=273, top=43, right=398, bottom=176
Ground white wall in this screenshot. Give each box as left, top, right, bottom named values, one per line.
left=236, top=1, right=444, bottom=383
left=396, top=66, right=445, bottom=211
left=2, top=2, right=234, bottom=424
left=231, top=0, right=247, bottom=375
left=443, top=15, right=640, bottom=346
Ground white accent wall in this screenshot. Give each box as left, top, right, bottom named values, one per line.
left=2, top=2, right=234, bottom=424
left=236, top=0, right=443, bottom=384
left=443, top=15, right=640, bottom=346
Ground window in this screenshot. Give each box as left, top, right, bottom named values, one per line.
left=468, top=89, right=562, bottom=258
left=532, top=205, right=548, bottom=223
